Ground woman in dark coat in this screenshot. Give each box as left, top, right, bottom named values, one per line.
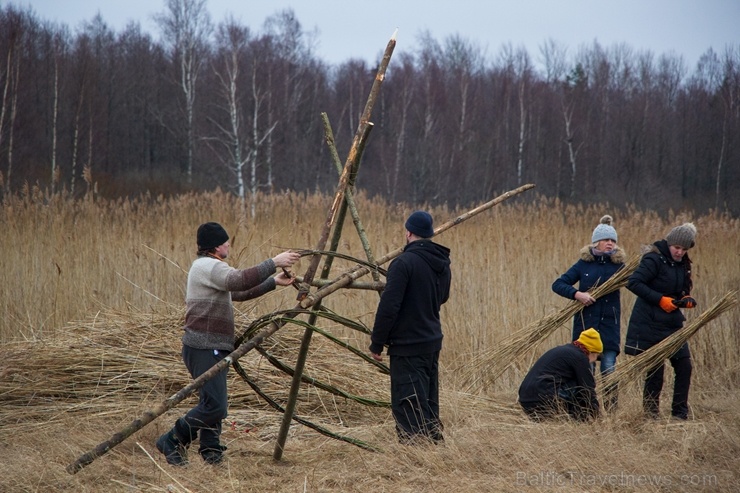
left=552, top=215, right=625, bottom=411
left=625, top=223, right=698, bottom=420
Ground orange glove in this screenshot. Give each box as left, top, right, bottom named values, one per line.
left=659, top=296, right=678, bottom=313
left=673, top=296, right=697, bottom=309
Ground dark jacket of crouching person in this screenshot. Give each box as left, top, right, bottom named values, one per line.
left=518, top=328, right=603, bottom=421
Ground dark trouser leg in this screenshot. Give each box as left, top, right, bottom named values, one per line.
left=426, top=352, right=443, bottom=441
left=670, top=354, right=692, bottom=419
left=520, top=400, right=557, bottom=421
left=644, top=362, right=665, bottom=418
left=557, top=382, right=597, bottom=421
left=198, top=421, right=222, bottom=452
left=389, top=352, right=442, bottom=442
left=180, top=346, right=229, bottom=450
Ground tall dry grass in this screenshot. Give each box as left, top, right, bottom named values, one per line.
left=1, top=189, right=739, bottom=492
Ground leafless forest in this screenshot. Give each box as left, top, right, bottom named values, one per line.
left=1, top=1, right=739, bottom=213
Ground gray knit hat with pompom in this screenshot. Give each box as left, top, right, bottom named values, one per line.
left=591, top=215, right=618, bottom=243
left=666, top=222, right=697, bottom=249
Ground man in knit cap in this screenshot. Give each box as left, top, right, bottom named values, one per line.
left=625, top=223, right=698, bottom=420
left=156, top=222, right=300, bottom=466
left=370, top=211, right=452, bottom=443
left=518, top=328, right=603, bottom=421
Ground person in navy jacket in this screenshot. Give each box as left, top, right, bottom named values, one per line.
left=552, top=215, right=626, bottom=411
left=370, top=211, right=451, bottom=443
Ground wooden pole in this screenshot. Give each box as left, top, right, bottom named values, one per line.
left=67, top=312, right=288, bottom=474
left=299, top=184, right=536, bottom=309
left=272, top=123, right=373, bottom=460
left=296, top=276, right=384, bottom=291
left=274, top=32, right=398, bottom=459
left=322, top=112, right=381, bottom=284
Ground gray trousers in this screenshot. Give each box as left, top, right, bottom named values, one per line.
left=175, top=345, right=229, bottom=450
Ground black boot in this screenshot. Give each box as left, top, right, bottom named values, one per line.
left=199, top=444, right=227, bottom=465
left=156, top=428, right=188, bottom=466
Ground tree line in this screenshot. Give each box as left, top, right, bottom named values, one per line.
left=1, top=1, right=738, bottom=214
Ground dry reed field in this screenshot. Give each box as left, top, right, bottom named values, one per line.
left=1, top=189, right=739, bottom=492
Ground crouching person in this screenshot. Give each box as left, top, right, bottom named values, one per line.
left=518, top=328, right=603, bottom=421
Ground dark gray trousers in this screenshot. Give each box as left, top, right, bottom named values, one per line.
left=175, top=345, right=229, bottom=450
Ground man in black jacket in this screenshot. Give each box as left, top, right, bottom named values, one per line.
left=518, top=328, right=603, bottom=421
left=370, top=211, right=452, bottom=443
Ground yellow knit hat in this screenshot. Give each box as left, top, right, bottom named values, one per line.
left=577, top=328, right=603, bottom=354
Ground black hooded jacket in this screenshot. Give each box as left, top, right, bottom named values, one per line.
left=370, top=240, right=452, bottom=357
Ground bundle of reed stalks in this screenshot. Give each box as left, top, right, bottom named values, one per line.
left=460, top=255, right=641, bottom=393
left=0, top=303, right=388, bottom=430
left=601, top=290, right=738, bottom=391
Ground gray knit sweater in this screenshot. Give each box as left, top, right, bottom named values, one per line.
left=182, top=256, right=277, bottom=351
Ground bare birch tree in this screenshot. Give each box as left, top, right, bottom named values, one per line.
left=209, top=20, right=249, bottom=206
left=155, top=0, right=211, bottom=185
left=0, top=7, right=22, bottom=195
left=715, top=47, right=740, bottom=209
left=694, top=47, right=740, bottom=209
left=561, top=63, right=587, bottom=198
left=209, top=19, right=277, bottom=218
left=49, top=31, right=66, bottom=194
left=441, top=35, right=482, bottom=202
left=388, top=54, right=415, bottom=202
left=508, top=46, right=533, bottom=186
left=263, top=9, right=316, bottom=191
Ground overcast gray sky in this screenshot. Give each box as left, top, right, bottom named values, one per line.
left=16, top=0, right=740, bottom=69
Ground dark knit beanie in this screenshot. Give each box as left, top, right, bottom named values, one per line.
left=666, top=222, right=697, bottom=249
left=197, top=222, right=229, bottom=250
left=405, top=211, right=434, bottom=238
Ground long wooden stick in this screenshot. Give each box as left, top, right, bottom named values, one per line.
left=272, top=123, right=373, bottom=460
left=67, top=312, right=288, bottom=474
left=299, top=183, right=536, bottom=309
left=322, top=112, right=381, bottom=284
left=296, top=276, right=384, bottom=291
left=274, top=32, right=398, bottom=459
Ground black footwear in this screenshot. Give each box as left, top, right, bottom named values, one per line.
left=156, top=430, right=188, bottom=466
left=200, top=444, right=227, bottom=465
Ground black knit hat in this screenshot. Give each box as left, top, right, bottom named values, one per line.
left=405, top=211, right=434, bottom=238
left=197, top=222, right=229, bottom=250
